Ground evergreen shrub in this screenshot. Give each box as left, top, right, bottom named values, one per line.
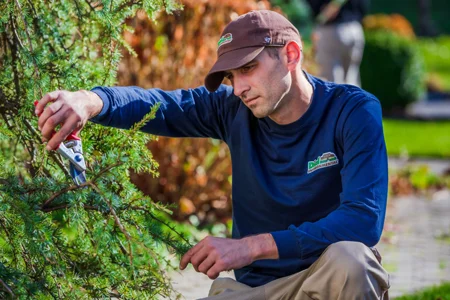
left=0, top=0, right=191, bottom=298
left=361, top=25, right=426, bottom=112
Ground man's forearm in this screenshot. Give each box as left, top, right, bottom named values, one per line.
left=243, top=233, right=279, bottom=261
left=84, top=90, right=104, bottom=119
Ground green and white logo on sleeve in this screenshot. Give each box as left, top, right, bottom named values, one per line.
left=307, top=152, right=339, bottom=174
left=218, top=33, right=233, bottom=48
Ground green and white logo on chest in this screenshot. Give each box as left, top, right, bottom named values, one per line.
left=307, top=152, right=339, bottom=174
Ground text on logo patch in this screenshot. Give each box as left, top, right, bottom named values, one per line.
left=307, top=152, right=339, bottom=174
left=218, top=33, right=233, bottom=48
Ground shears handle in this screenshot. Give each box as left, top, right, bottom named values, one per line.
left=33, top=100, right=87, bottom=185
left=66, top=132, right=81, bottom=141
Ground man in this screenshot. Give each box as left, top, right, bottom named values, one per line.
left=307, top=0, right=368, bottom=86
left=35, top=10, right=389, bottom=299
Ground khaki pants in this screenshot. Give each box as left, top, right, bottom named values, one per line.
left=201, top=241, right=390, bottom=300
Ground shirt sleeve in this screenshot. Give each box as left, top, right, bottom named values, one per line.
left=89, top=85, right=238, bottom=141
left=271, top=98, right=388, bottom=259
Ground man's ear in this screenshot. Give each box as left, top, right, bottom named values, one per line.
left=285, top=41, right=302, bottom=71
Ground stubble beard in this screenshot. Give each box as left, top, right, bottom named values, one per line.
left=249, top=98, right=278, bottom=119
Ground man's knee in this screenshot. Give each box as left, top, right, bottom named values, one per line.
left=322, top=241, right=389, bottom=294
left=300, top=241, right=389, bottom=299
left=209, top=278, right=235, bottom=296
left=323, top=241, right=378, bottom=278
left=208, top=277, right=251, bottom=296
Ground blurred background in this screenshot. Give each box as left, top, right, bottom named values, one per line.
left=114, top=0, right=450, bottom=298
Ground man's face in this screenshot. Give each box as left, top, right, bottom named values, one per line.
left=224, top=48, right=292, bottom=119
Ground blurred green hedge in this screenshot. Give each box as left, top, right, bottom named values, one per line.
left=360, top=30, right=426, bottom=112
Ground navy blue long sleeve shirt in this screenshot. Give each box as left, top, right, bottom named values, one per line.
left=90, top=73, right=388, bottom=287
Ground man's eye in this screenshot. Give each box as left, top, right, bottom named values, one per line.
left=241, top=65, right=254, bottom=73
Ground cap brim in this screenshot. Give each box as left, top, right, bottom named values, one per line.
left=205, top=46, right=265, bottom=92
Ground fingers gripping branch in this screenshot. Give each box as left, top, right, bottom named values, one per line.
left=35, top=90, right=103, bottom=150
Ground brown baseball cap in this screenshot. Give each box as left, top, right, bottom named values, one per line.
left=204, top=10, right=301, bottom=92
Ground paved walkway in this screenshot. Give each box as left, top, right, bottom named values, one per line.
left=406, top=92, right=450, bottom=120
left=377, top=192, right=450, bottom=298
left=389, top=157, right=450, bottom=176
left=406, top=98, right=450, bottom=120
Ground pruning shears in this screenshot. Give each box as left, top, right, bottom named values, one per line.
left=34, top=101, right=87, bottom=186
left=56, top=132, right=87, bottom=186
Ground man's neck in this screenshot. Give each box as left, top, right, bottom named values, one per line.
left=269, top=71, right=313, bottom=125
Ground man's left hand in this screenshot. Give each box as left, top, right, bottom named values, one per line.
left=179, top=234, right=278, bottom=279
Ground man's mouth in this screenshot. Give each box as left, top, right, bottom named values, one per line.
left=244, top=96, right=259, bottom=105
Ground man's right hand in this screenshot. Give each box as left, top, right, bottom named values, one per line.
left=35, top=90, right=103, bottom=150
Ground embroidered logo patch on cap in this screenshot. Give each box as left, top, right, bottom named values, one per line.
left=218, top=33, right=233, bottom=48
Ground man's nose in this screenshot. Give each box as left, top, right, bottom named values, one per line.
left=233, top=77, right=250, bottom=98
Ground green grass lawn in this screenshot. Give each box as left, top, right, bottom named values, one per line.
left=393, top=282, right=450, bottom=300
left=381, top=37, right=450, bottom=159
left=383, top=119, right=450, bottom=158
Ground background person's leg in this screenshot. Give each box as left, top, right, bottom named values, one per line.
left=336, top=21, right=365, bottom=87
left=314, top=25, right=345, bottom=84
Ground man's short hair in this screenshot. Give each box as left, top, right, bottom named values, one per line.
left=264, top=47, right=281, bottom=60
left=265, top=45, right=304, bottom=64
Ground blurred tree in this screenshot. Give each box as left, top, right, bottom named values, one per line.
left=361, top=14, right=426, bottom=113
left=0, top=0, right=190, bottom=298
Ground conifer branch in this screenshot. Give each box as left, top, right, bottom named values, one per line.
left=89, top=182, right=134, bottom=267
left=40, top=204, right=69, bottom=212
left=13, top=0, right=32, bottom=49
left=1, top=0, right=188, bottom=296
left=41, top=161, right=123, bottom=208
left=0, top=278, right=14, bottom=297
left=20, top=243, right=36, bottom=273
left=91, top=162, right=123, bottom=181
left=130, top=206, right=191, bottom=246
left=125, top=214, right=187, bottom=255
left=0, top=219, right=18, bottom=264
left=83, top=0, right=96, bottom=12
left=13, top=0, right=43, bottom=96
left=114, top=0, right=141, bottom=14
left=9, top=16, right=25, bottom=49
left=3, top=23, right=68, bottom=178
left=41, top=204, right=110, bottom=213
left=5, top=23, right=21, bottom=96
left=22, top=119, right=70, bottom=177
left=41, top=183, right=87, bottom=208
